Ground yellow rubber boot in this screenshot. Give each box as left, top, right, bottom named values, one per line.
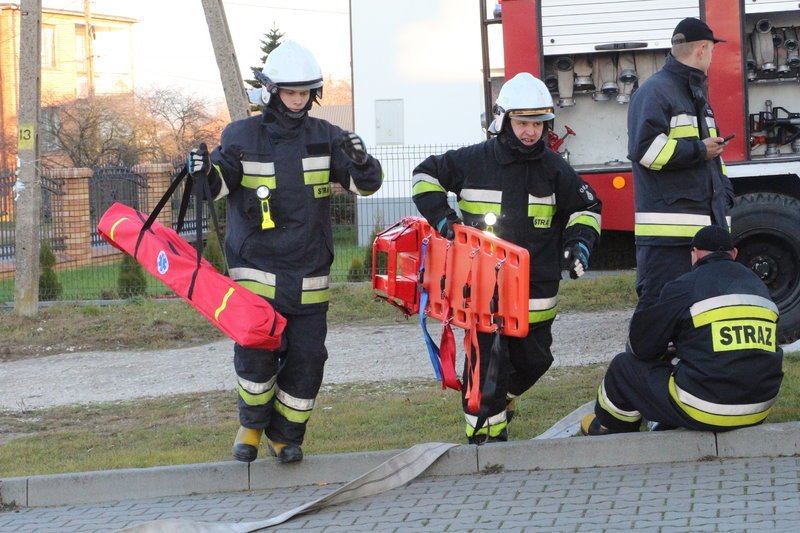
left=267, top=438, right=304, bottom=464
left=232, top=426, right=263, bottom=463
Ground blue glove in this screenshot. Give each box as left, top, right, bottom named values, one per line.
left=435, top=214, right=462, bottom=240
left=563, top=241, right=590, bottom=279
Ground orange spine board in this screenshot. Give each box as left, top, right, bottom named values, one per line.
left=372, top=217, right=530, bottom=337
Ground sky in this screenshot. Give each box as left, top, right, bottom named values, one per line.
left=38, top=0, right=352, bottom=103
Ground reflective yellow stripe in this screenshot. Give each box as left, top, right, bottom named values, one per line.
left=465, top=411, right=508, bottom=437
left=412, top=181, right=446, bottom=195
left=668, top=376, right=773, bottom=427
left=459, top=200, right=501, bottom=216
left=274, top=401, right=313, bottom=424
left=649, top=138, right=678, bottom=171
left=242, top=175, right=277, bottom=189
left=711, top=320, right=777, bottom=352
left=634, top=223, right=705, bottom=238
left=304, top=170, right=330, bottom=185
left=567, top=213, right=601, bottom=234
left=237, top=280, right=276, bottom=299
left=529, top=307, right=558, bottom=323
left=692, top=305, right=779, bottom=328
left=597, top=382, right=641, bottom=423
left=109, top=217, right=128, bottom=241
left=238, top=383, right=275, bottom=406
left=527, top=204, right=557, bottom=218
left=301, top=288, right=330, bottom=304
left=214, top=287, right=235, bottom=321
left=721, top=163, right=728, bottom=176
left=668, top=125, right=699, bottom=139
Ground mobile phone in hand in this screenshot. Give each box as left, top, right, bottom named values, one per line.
left=720, top=133, right=735, bottom=143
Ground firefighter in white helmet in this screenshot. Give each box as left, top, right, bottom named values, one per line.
left=187, top=40, right=383, bottom=463
left=412, top=72, right=602, bottom=443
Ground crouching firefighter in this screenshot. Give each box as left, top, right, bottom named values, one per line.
left=188, top=40, right=382, bottom=463
left=582, top=225, right=784, bottom=436
left=412, top=72, right=602, bottom=444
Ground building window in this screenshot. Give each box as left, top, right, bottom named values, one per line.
left=42, top=24, right=56, bottom=68
left=75, top=24, right=87, bottom=73
left=40, top=106, right=61, bottom=153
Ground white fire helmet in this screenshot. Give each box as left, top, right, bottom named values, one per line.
left=489, top=72, right=556, bottom=134
left=248, top=40, right=324, bottom=106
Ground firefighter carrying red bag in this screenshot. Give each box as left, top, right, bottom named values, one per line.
left=188, top=40, right=382, bottom=463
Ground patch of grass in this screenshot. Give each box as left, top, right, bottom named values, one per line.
left=0, top=365, right=604, bottom=477
left=2, top=354, right=798, bottom=478
left=0, top=274, right=638, bottom=362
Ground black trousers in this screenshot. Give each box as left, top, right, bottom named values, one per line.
left=596, top=350, right=740, bottom=433
left=234, top=311, right=328, bottom=445
left=462, top=319, right=554, bottom=417
left=635, top=245, right=692, bottom=311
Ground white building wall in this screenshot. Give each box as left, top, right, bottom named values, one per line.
left=351, top=0, right=489, bottom=241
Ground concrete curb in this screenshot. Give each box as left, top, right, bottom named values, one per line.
left=2, top=421, right=798, bottom=508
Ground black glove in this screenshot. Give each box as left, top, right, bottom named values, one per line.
left=435, top=213, right=462, bottom=240
left=187, top=143, right=210, bottom=177
left=563, top=241, right=590, bottom=279
left=337, top=132, right=369, bottom=165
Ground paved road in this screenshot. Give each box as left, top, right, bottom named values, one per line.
left=2, top=455, right=798, bottom=532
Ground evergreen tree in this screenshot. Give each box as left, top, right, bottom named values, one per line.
left=38, top=240, right=63, bottom=301
left=246, top=24, right=285, bottom=89
left=118, top=254, right=147, bottom=298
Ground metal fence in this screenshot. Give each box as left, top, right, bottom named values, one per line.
left=0, top=145, right=462, bottom=302
left=0, top=167, right=65, bottom=261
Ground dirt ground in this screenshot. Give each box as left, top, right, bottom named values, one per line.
left=0, top=309, right=634, bottom=411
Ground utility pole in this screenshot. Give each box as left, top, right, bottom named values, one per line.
left=84, top=0, right=95, bottom=98
left=200, top=0, right=249, bottom=121
left=15, top=0, right=42, bottom=316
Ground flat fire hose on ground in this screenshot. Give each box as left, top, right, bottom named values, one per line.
left=117, top=406, right=592, bottom=532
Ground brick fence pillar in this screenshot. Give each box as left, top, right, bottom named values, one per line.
left=135, top=163, right=175, bottom=227
left=52, top=167, right=93, bottom=267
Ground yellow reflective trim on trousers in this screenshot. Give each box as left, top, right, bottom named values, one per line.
left=527, top=204, right=556, bottom=218
left=567, top=214, right=601, bottom=234
left=301, top=288, right=330, bottom=304
left=242, top=175, right=277, bottom=189
left=412, top=181, right=446, bottom=195
left=691, top=305, right=779, bottom=328
left=238, top=384, right=275, bottom=406
left=668, top=125, right=699, bottom=139
left=214, top=287, right=235, bottom=321
left=649, top=138, right=678, bottom=171
left=668, top=376, right=771, bottom=427
left=634, top=223, right=705, bottom=238
left=274, top=400, right=313, bottom=424
left=458, top=200, right=501, bottom=216
left=304, top=170, right=330, bottom=185
left=465, top=420, right=508, bottom=438
left=529, top=306, right=558, bottom=324
left=597, top=384, right=641, bottom=423
left=237, top=280, right=276, bottom=299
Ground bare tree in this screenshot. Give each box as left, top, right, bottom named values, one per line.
left=136, top=88, right=226, bottom=160
left=42, top=94, right=140, bottom=168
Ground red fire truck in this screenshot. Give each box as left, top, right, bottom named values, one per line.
left=481, top=0, right=800, bottom=343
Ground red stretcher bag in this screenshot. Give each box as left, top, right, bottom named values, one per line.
left=97, top=164, right=286, bottom=350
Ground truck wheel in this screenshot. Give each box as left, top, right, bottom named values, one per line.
left=731, top=193, right=800, bottom=345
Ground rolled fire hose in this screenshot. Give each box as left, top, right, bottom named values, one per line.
left=635, top=51, right=659, bottom=85
left=753, top=19, right=776, bottom=72
left=555, top=55, right=576, bottom=107
left=746, top=34, right=758, bottom=80
left=616, top=52, right=637, bottom=104
left=573, top=55, right=594, bottom=90
left=592, top=55, right=617, bottom=100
